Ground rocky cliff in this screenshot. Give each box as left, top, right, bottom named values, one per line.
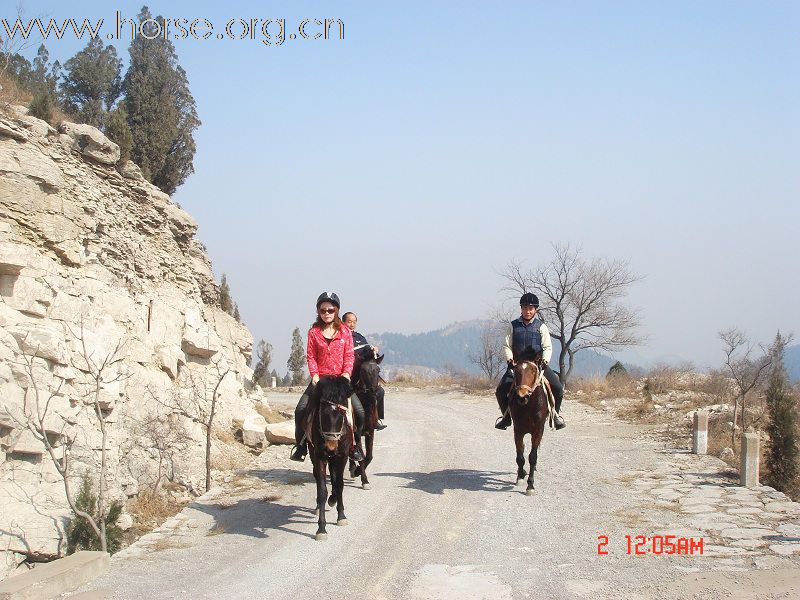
left=0, top=105, right=266, bottom=577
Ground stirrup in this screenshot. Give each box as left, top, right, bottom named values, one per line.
left=289, top=444, right=306, bottom=462
left=351, top=446, right=365, bottom=463
left=495, top=414, right=512, bottom=430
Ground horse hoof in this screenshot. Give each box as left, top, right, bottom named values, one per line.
left=327, top=496, right=336, bottom=507
left=362, top=482, right=371, bottom=490
left=525, top=487, right=535, bottom=496
left=315, top=532, right=328, bottom=541
left=337, top=518, right=348, bottom=526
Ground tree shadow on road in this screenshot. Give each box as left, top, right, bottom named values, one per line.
left=190, top=497, right=319, bottom=541
left=373, top=469, right=516, bottom=494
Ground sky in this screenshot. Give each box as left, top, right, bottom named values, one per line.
left=8, top=1, right=799, bottom=372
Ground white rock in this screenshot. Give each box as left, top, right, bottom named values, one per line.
left=241, top=414, right=267, bottom=448
left=265, top=420, right=294, bottom=445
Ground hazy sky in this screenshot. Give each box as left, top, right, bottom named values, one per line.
left=11, top=1, right=799, bottom=372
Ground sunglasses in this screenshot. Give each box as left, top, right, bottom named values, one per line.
left=319, top=308, right=336, bottom=315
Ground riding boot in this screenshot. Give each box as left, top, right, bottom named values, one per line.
left=553, top=394, right=566, bottom=430
left=351, top=435, right=365, bottom=463
left=376, top=420, right=387, bottom=431
left=290, top=440, right=307, bottom=462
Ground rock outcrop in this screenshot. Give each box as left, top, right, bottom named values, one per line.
left=0, top=106, right=264, bottom=578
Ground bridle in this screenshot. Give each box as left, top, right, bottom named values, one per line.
left=513, top=360, right=544, bottom=405
left=319, top=398, right=348, bottom=441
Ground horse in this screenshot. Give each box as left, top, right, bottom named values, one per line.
left=508, top=352, right=551, bottom=495
left=305, top=375, right=354, bottom=540
left=349, top=352, right=384, bottom=489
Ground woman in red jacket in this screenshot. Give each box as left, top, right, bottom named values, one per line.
left=290, top=291, right=365, bottom=462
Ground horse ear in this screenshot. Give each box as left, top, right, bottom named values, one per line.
left=376, top=354, right=384, bottom=365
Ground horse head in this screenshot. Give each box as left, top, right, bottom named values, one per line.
left=512, top=352, right=544, bottom=405
left=315, top=376, right=352, bottom=452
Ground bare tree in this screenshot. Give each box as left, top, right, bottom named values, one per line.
left=2, top=325, right=128, bottom=554
left=719, top=328, right=772, bottom=447
left=501, top=243, right=643, bottom=385
left=132, top=408, right=192, bottom=494
left=468, top=322, right=505, bottom=380
left=162, top=360, right=230, bottom=492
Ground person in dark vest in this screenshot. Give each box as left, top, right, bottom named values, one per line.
left=342, top=311, right=387, bottom=430
left=289, top=292, right=366, bottom=462
left=494, top=292, right=566, bottom=430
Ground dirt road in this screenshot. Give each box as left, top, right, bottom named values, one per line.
left=76, top=389, right=800, bottom=600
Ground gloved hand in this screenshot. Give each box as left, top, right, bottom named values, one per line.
left=312, top=374, right=320, bottom=385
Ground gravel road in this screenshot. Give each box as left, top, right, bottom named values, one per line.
left=76, top=389, right=800, bottom=600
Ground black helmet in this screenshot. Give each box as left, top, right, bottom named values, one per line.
left=520, top=292, right=539, bottom=307
left=316, top=291, right=340, bottom=309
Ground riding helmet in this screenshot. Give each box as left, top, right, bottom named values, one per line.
left=316, top=291, right=341, bottom=309
left=520, top=292, right=539, bottom=307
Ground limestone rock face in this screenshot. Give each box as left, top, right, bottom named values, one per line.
left=0, top=110, right=266, bottom=572
left=57, top=122, right=120, bottom=165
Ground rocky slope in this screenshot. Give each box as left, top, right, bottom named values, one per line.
left=0, top=105, right=266, bottom=577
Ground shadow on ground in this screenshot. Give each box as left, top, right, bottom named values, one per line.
left=374, top=469, right=516, bottom=494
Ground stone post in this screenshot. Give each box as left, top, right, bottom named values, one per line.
left=692, top=411, right=708, bottom=455
left=271, top=376, right=277, bottom=389
left=740, top=432, right=759, bottom=488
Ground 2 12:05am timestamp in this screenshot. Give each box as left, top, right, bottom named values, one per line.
left=597, top=535, right=704, bottom=555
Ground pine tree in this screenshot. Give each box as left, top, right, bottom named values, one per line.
left=287, top=327, right=306, bottom=385
left=123, top=7, right=200, bottom=194
left=219, top=274, right=233, bottom=315
left=252, top=340, right=273, bottom=387
left=765, top=332, right=799, bottom=496
left=607, top=361, right=628, bottom=378
left=105, top=104, right=133, bottom=163
left=61, top=38, right=122, bottom=128
left=28, top=89, right=53, bottom=122
left=281, top=372, right=292, bottom=387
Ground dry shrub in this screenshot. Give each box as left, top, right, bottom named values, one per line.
left=570, top=374, right=638, bottom=400
left=0, top=72, right=32, bottom=106
left=211, top=437, right=253, bottom=471
left=459, top=373, right=494, bottom=395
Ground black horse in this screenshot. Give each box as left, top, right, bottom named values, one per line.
left=349, top=353, right=384, bottom=489
left=305, top=375, right=354, bottom=540
left=508, top=352, right=551, bottom=495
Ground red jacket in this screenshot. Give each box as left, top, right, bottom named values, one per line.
left=306, top=325, right=354, bottom=377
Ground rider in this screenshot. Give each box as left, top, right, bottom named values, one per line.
left=290, top=292, right=366, bottom=462
left=494, top=292, right=566, bottom=430
left=342, top=311, right=387, bottom=430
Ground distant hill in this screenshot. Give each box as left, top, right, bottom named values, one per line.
left=786, top=344, right=800, bottom=383
left=367, top=320, right=619, bottom=379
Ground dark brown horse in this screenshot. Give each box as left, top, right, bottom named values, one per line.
left=349, top=353, right=384, bottom=489
left=305, top=376, right=353, bottom=540
left=508, top=354, right=551, bottom=495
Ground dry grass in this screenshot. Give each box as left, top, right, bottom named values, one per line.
left=207, top=524, right=225, bottom=536
left=151, top=538, right=191, bottom=552
left=127, top=491, right=188, bottom=538
left=254, top=402, right=288, bottom=424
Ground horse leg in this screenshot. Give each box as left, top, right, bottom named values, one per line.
left=360, top=430, right=372, bottom=489
left=526, top=446, right=537, bottom=495
left=514, top=428, right=526, bottom=482
left=334, top=456, right=348, bottom=525
left=316, top=460, right=328, bottom=540
left=328, top=465, right=337, bottom=507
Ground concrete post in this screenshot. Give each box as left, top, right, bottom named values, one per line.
left=692, top=411, right=708, bottom=455
left=740, top=432, right=759, bottom=488
left=271, top=376, right=277, bottom=388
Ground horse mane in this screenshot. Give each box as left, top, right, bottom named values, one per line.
left=517, top=348, right=543, bottom=363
